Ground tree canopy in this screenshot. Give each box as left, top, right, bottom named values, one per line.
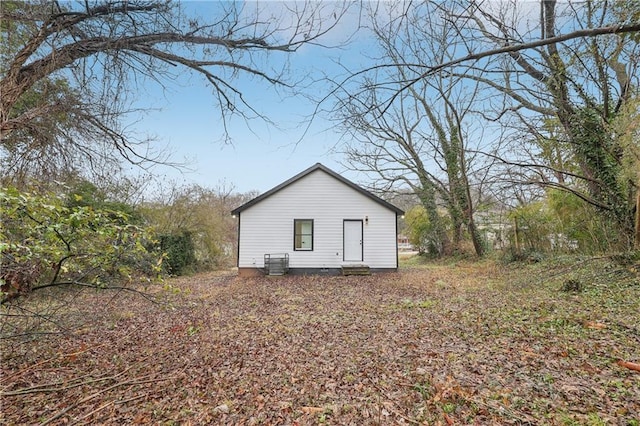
left=0, top=0, right=347, bottom=183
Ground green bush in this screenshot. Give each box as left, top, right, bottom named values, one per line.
left=159, top=231, right=196, bottom=276
left=1, top=186, right=161, bottom=302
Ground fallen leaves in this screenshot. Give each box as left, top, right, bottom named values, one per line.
left=616, top=360, right=640, bottom=372
left=1, top=258, right=639, bottom=424
left=300, top=406, right=324, bottom=414
left=214, top=403, right=230, bottom=414
left=584, top=321, right=607, bottom=329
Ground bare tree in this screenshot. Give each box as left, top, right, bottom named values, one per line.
left=336, top=0, right=640, bottom=250
left=465, top=0, right=640, bottom=247
left=0, top=0, right=349, bottom=182
left=414, top=0, right=639, bottom=247
left=334, top=1, right=488, bottom=255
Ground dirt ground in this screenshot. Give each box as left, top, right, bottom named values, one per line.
left=2, top=257, right=639, bottom=425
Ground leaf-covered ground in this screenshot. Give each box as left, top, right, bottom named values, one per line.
left=2, top=256, right=639, bottom=425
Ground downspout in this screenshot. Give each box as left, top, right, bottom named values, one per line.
left=235, top=212, right=241, bottom=268
left=395, top=213, right=400, bottom=271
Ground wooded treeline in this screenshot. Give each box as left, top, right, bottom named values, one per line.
left=335, top=0, right=640, bottom=257
left=1, top=0, right=639, bottom=310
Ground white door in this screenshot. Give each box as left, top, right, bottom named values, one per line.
left=343, top=220, right=363, bottom=262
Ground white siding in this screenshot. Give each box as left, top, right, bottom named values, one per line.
left=237, top=169, right=398, bottom=269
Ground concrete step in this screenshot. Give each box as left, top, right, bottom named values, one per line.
left=342, top=265, right=370, bottom=276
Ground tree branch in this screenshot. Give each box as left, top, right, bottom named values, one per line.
left=384, top=22, right=640, bottom=113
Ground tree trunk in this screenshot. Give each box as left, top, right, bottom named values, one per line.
left=468, top=214, right=485, bottom=257
left=514, top=216, right=521, bottom=255
left=635, top=188, right=640, bottom=250
left=417, top=181, right=450, bottom=256
left=447, top=195, right=464, bottom=252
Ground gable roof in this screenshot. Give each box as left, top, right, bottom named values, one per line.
left=231, top=163, right=404, bottom=215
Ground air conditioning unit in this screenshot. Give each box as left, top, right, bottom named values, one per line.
left=264, top=253, right=289, bottom=276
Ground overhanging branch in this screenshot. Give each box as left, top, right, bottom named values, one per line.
left=383, top=23, right=640, bottom=113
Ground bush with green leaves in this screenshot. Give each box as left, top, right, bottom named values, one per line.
left=507, top=190, right=628, bottom=257
left=159, top=231, right=196, bottom=276
left=404, top=205, right=435, bottom=255
left=0, top=186, right=162, bottom=302
left=140, top=183, right=246, bottom=272
left=547, top=189, right=627, bottom=253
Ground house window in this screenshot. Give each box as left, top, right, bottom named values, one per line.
left=294, top=219, right=313, bottom=251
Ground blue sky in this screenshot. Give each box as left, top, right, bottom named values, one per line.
left=129, top=1, right=372, bottom=195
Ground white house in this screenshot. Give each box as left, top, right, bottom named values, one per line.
left=231, top=163, right=404, bottom=277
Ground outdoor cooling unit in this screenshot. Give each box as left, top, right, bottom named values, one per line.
left=264, top=253, right=289, bottom=276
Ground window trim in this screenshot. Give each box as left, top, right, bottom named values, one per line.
left=293, top=219, right=314, bottom=251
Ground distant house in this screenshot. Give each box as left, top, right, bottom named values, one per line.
left=231, top=163, right=404, bottom=277
left=397, top=235, right=414, bottom=251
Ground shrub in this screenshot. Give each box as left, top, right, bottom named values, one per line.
left=1, top=186, right=161, bottom=302
left=159, top=231, right=196, bottom=276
